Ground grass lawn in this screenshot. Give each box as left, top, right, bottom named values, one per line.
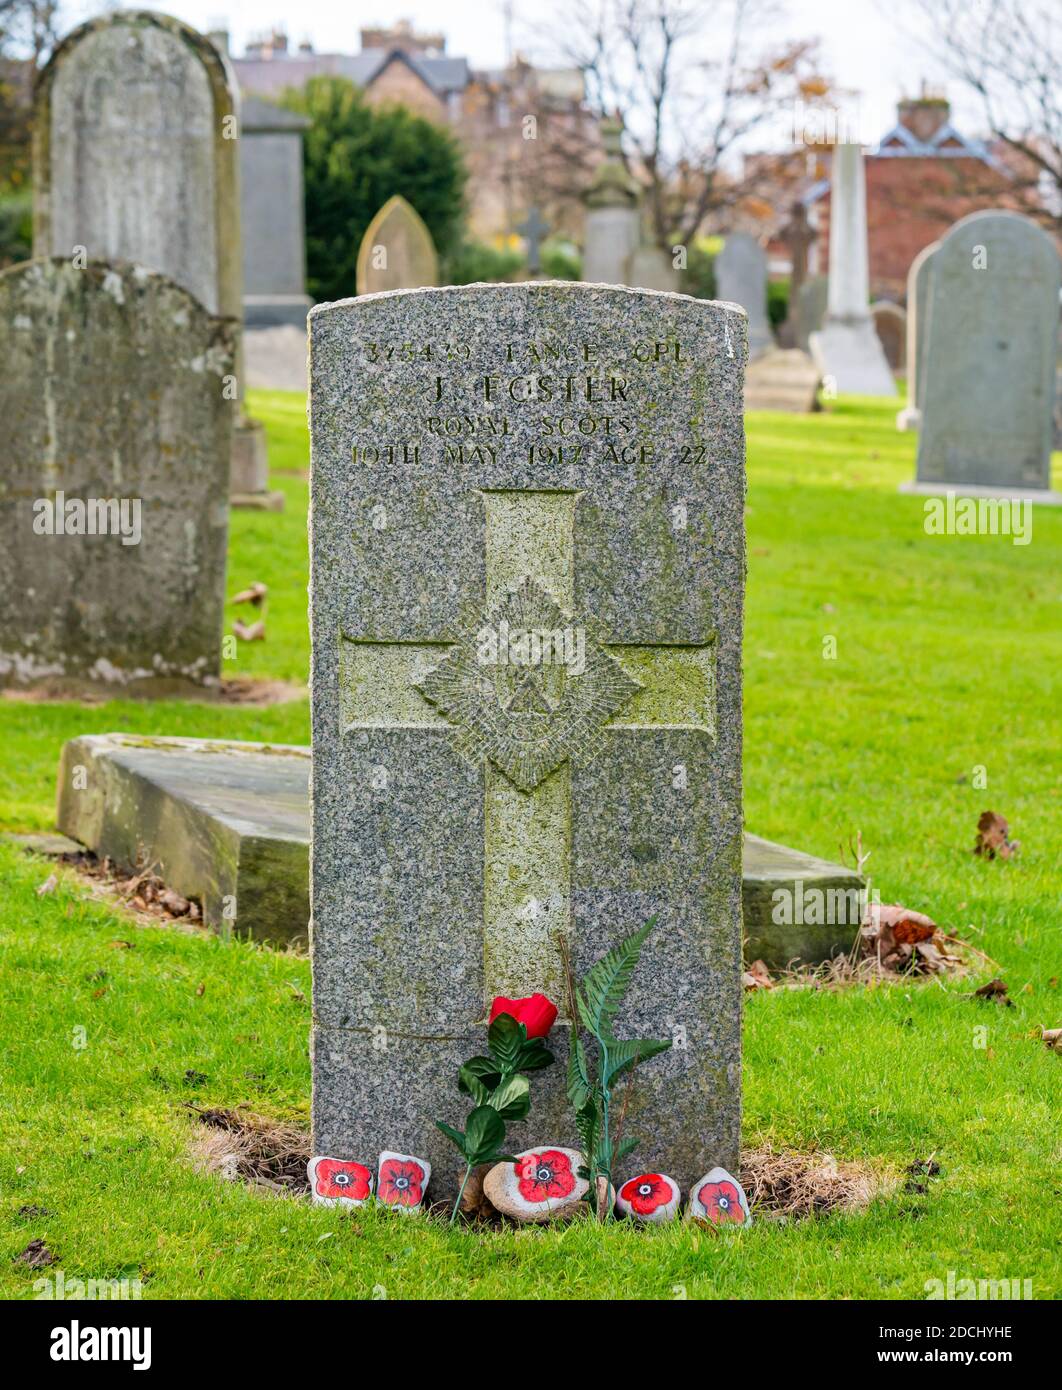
left=2, top=390, right=1059, bottom=1299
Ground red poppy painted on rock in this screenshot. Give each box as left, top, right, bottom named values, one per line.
left=619, top=1173, right=674, bottom=1217
left=377, top=1154, right=427, bottom=1208
left=309, top=1157, right=373, bottom=1204
left=694, top=1177, right=747, bottom=1225
left=488, top=992, right=558, bottom=1039
left=516, top=1148, right=576, bottom=1203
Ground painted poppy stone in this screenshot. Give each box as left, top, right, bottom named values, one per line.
left=688, top=1167, right=751, bottom=1226
left=616, top=1172, right=681, bottom=1223
left=310, top=283, right=746, bottom=1198
left=377, top=1151, right=431, bottom=1210
left=308, top=1156, right=374, bottom=1208
left=483, top=1147, right=588, bottom=1222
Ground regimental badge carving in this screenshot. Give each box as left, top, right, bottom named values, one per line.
left=415, top=576, right=642, bottom=792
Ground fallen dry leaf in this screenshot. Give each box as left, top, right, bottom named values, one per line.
left=974, top=810, right=1020, bottom=860
left=974, top=978, right=1012, bottom=1007
left=159, top=888, right=190, bottom=916
left=36, top=873, right=58, bottom=897
left=743, top=958, right=774, bottom=990
left=108, top=939, right=134, bottom=950
left=233, top=618, right=266, bottom=642
left=231, top=581, right=268, bottom=607
left=1042, top=1028, right=1061, bottom=1052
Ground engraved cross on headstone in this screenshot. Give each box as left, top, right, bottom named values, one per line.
left=339, top=488, right=715, bottom=1009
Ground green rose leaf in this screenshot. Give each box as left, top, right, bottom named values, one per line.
left=489, top=1072, right=530, bottom=1121
left=463, top=1104, right=506, bottom=1164
left=458, top=1055, right=503, bottom=1093
left=487, top=1013, right=526, bottom=1071
left=435, top=1119, right=467, bottom=1158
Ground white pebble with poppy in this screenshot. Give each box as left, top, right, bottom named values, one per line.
left=687, top=1167, right=752, bottom=1227
left=615, top=1172, right=681, bottom=1223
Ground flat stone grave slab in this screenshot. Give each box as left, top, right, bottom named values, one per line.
left=55, top=735, right=861, bottom=966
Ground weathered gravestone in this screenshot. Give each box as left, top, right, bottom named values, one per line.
left=716, top=233, right=771, bottom=358
left=356, top=196, right=439, bottom=296
left=33, top=11, right=269, bottom=506
left=309, top=282, right=746, bottom=1195
left=0, top=259, right=234, bottom=692
left=912, top=211, right=1061, bottom=495
left=896, top=240, right=939, bottom=431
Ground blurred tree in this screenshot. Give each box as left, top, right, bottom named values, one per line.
left=0, top=0, right=61, bottom=192
left=543, top=0, right=834, bottom=250
left=281, top=76, right=467, bottom=302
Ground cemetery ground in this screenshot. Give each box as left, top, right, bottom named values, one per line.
left=2, top=392, right=1059, bottom=1300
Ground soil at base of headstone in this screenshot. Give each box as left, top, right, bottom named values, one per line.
left=184, top=1106, right=892, bottom=1222
left=1, top=676, right=305, bottom=707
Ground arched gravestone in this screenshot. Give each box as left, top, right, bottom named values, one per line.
left=915, top=211, right=1061, bottom=491
left=31, top=11, right=272, bottom=506
left=309, top=282, right=746, bottom=1196
left=33, top=11, right=240, bottom=321
left=896, top=240, right=938, bottom=431
left=356, top=196, right=439, bottom=295
left=0, top=259, right=234, bottom=693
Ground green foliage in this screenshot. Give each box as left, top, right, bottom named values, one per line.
left=565, top=919, right=671, bottom=1212
left=541, top=240, right=581, bottom=281
left=437, top=1011, right=553, bottom=1219
left=0, top=189, right=31, bottom=268
left=280, top=77, right=466, bottom=303
left=767, top=277, right=789, bottom=330
left=445, top=238, right=522, bottom=285
left=683, top=240, right=717, bottom=300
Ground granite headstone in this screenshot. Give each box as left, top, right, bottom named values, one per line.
left=914, top=211, right=1061, bottom=492
left=0, top=259, right=234, bottom=692
left=309, top=282, right=746, bottom=1196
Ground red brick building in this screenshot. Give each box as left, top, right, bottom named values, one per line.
left=767, top=95, right=1015, bottom=304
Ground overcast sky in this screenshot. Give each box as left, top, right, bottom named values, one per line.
left=70, top=0, right=982, bottom=146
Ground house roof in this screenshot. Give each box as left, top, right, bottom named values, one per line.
left=233, top=47, right=469, bottom=101
left=873, top=120, right=996, bottom=163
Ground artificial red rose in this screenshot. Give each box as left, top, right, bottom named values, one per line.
left=516, top=1149, right=576, bottom=1202
left=488, top=992, right=558, bottom=1039
left=313, top=1158, right=372, bottom=1202
left=696, top=1178, right=746, bottom=1224
left=378, top=1157, right=426, bottom=1207
left=619, top=1173, right=672, bottom=1217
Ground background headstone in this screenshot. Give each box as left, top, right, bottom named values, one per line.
left=809, top=143, right=896, bottom=396
left=355, top=195, right=439, bottom=296
left=796, top=273, right=827, bottom=352
left=309, top=282, right=746, bottom=1196
left=0, top=259, right=233, bottom=693
left=581, top=117, right=641, bottom=285
left=871, top=301, right=905, bottom=371
left=716, top=233, right=771, bottom=358
left=34, top=11, right=269, bottom=508
left=896, top=240, right=939, bottom=431
left=778, top=201, right=817, bottom=348
left=913, top=210, right=1061, bottom=494
left=240, top=96, right=312, bottom=327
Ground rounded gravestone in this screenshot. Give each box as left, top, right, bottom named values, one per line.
left=915, top=211, right=1061, bottom=490
left=33, top=11, right=240, bottom=320
left=356, top=196, right=439, bottom=296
